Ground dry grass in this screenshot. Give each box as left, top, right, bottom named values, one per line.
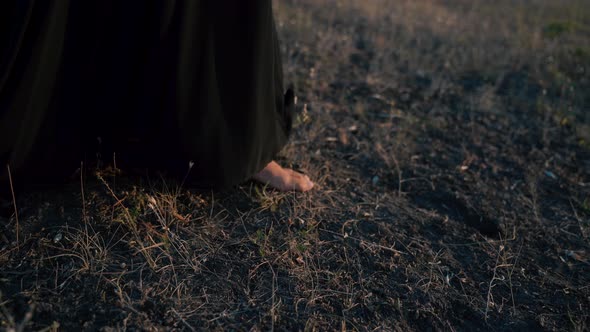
left=1, top=0, right=590, bottom=330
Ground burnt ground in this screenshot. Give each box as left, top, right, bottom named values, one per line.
left=1, top=0, right=590, bottom=331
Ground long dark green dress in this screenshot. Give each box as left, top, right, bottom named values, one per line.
left=0, top=1, right=294, bottom=189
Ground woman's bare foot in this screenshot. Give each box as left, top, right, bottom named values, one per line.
left=253, top=161, right=314, bottom=192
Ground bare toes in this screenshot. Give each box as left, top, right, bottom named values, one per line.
left=252, top=161, right=314, bottom=192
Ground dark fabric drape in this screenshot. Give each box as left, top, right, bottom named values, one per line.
left=0, top=0, right=294, bottom=190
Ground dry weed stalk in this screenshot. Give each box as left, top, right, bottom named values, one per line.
left=484, top=235, right=521, bottom=321
left=0, top=291, right=35, bottom=332
left=375, top=142, right=403, bottom=195
left=6, top=165, right=18, bottom=244
left=96, top=172, right=158, bottom=269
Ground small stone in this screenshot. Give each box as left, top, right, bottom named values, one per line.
left=372, top=176, right=379, bottom=186
left=544, top=170, right=557, bottom=179
left=53, top=233, right=63, bottom=243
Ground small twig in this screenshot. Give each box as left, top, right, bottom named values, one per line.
left=6, top=165, right=19, bottom=244
left=0, top=291, right=16, bottom=328
left=177, top=161, right=195, bottom=196
left=270, top=262, right=278, bottom=332
left=321, top=228, right=407, bottom=256
left=569, top=199, right=587, bottom=239
left=36, top=321, right=60, bottom=332
left=134, top=242, right=166, bottom=254
left=15, top=303, right=35, bottom=332
left=485, top=246, right=503, bottom=320
left=508, top=241, right=523, bottom=316
left=112, top=152, right=118, bottom=192
left=80, top=161, right=87, bottom=224
left=171, top=308, right=196, bottom=332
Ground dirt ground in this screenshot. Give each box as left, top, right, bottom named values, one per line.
left=1, top=0, right=589, bottom=330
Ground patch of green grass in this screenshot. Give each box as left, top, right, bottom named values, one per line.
left=582, top=197, right=590, bottom=214
left=543, top=21, right=575, bottom=38
left=574, top=46, right=590, bottom=62
left=296, top=242, right=307, bottom=253
left=254, top=228, right=265, bottom=244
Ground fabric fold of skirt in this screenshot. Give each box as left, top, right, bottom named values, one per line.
left=0, top=0, right=294, bottom=189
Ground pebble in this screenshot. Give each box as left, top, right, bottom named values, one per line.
left=372, top=176, right=380, bottom=186
left=53, top=233, right=63, bottom=243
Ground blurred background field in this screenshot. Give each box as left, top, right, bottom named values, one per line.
left=276, top=0, right=589, bottom=142
left=1, top=1, right=589, bottom=330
